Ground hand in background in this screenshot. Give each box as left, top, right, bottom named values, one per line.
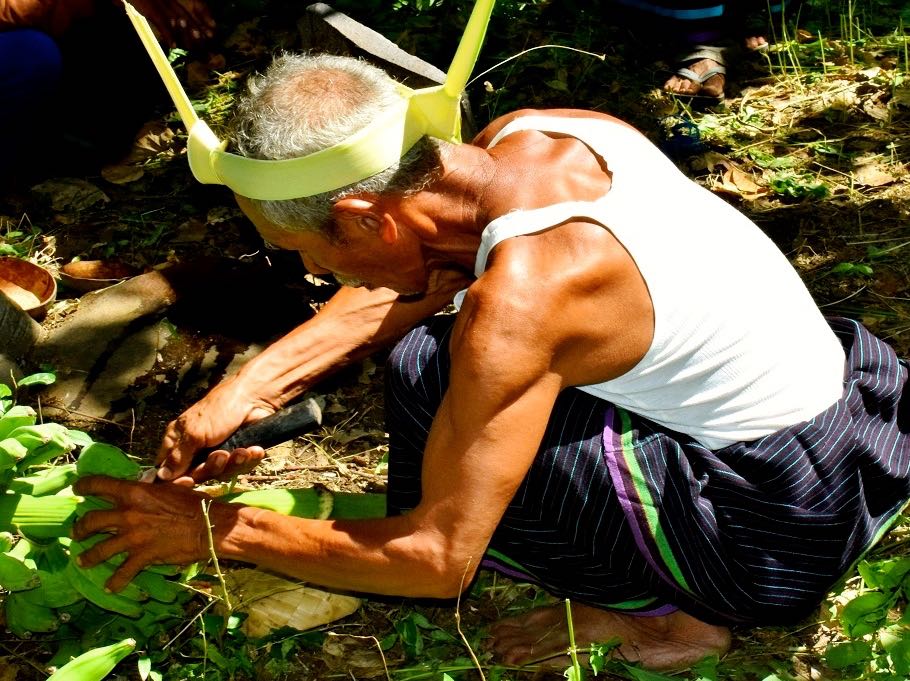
left=124, top=0, right=214, bottom=48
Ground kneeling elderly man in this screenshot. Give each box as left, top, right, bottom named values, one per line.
left=73, top=49, right=910, bottom=670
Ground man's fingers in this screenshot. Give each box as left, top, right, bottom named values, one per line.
left=73, top=475, right=128, bottom=501
left=156, top=421, right=199, bottom=480
left=188, top=447, right=266, bottom=483
left=74, top=533, right=131, bottom=569
left=73, top=510, right=122, bottom=541
left=221, top=447, right=266, bottom=478
left=187, top=449, right=229, bottom=483
left=107, top=555, right=150, bottom=594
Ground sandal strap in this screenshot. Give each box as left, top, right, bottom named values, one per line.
left=675, top=65, right=726, bottom=84
left=678, top=44, right=727, bottom=66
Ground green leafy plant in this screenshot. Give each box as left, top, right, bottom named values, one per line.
left=824, top=555, right=910, bottom=676
left=768, top=171, right=830, bottom=199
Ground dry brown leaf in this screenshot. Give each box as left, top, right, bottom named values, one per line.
left=702, top=152, right=731, bottom=172
left=31, top=178, right=109, bottom=212
left=0, top=659, right=21, bottom=681
left=853, top=163, right=897, bottom=187
left=862, top=95, right=890, bottom=122
left=703, top=153, right=767, bottom=200
left=100, top=122, right=176, bottom=183
left=720, top=166, right=767, bottom=200
left=219, top=568, right=361, bottom=637
left=893, top=84, right=910, bottom=108
left=173, top=218, right=208, bottom=243
left=101, top=164, right=145, bottom=185
left=322, top=635, right=390, bottom=678
left=206, top=206, right=238, bottom=225
left=133, top=122, right=176, bottom=157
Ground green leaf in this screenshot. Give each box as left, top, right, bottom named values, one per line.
left=138, top=655, right=152, bottom=680
left=379, top=632, right=398, bottom=651
left=692, top=655, right=719, bottom=680
left=409, top=611, right=435, bottom=629
left=622, top=664, right=679, bottom=680
left=17, top=372, right=56, bottom=387
left=279, top=638, right=297, bottom=658
left=564, top=664, right=584, bottom=681
left=66, top=429, right=94, bottom=447
left=832, top=262, right=858, bottom=274
left=825, top=640, right=874, bottom=669
left=888, top=637, right=910, bottom=676
left=859, top=558, right=910, bottom=592
left=841, top=591, right=891, bottom=637
left=395, top=615, right=423, bottom=658
left=203, top=645, right=231, bottom=670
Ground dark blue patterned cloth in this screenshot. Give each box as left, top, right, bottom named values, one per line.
left=385, top=315, right=909, bottom=626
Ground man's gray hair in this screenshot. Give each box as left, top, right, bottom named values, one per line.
left=230, top=53, right=444, bottom=239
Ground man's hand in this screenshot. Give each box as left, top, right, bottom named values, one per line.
left=156, top=376, right=274, bottom=483
left=72, top=476, right=236, bottom=592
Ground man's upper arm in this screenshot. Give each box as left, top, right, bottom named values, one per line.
left=404, top=282, right=565, bottom=583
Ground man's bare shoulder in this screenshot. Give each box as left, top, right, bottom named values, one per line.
left=471, top=108, right=637, bottom=148
left=453, top=221, right=654, bottom=386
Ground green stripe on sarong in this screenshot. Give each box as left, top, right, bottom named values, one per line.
left=485, top=549, right=658, bottom=611
left=619, top=409, right=692, bottom=593
left=485, top=548, right=529, bottom=574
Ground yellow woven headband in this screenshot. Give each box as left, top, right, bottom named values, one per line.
left=125, top=1, right=494, bottom=200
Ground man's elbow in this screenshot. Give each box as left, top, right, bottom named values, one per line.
left=413, top=546, right=482, bottom=599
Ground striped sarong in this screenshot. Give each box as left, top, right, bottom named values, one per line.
left=385, top=316, right=909, bottom=625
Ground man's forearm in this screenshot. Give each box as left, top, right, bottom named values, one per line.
left=210, top=502, right=468, bottom=598
left=229, top=279, right=459, bottom=409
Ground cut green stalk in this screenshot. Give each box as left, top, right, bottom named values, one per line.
left=9, top=463, right=78, bottom=496
left=565, top=598, right=583, bottom=680
left=0, top=492, right=79, bottom=538
left=331, top=492, right=387, bottom=519
left=222, top=487, right=387, bottom=520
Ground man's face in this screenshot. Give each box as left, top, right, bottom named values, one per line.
left=236, top=196, right=428, bottom=295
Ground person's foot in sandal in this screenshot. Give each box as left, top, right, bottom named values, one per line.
left=663, top=45, right=726, bottom=99
left=744, top=35, right=768, bottom=51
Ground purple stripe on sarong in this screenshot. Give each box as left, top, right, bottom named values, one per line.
left=631, top=604, right=679, bottom=617
left=601, top=405, right=676, bottom=588
left=480, top=558, right=535, bottom=583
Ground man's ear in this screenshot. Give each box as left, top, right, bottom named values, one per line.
left=333, top=197, right=398, bottom=244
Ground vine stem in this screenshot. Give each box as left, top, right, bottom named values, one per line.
left=467, top=45, right=605, bottom=88
left=565, top=598, right=582, bottom=679
left=201, top=499, right=232, bottom=612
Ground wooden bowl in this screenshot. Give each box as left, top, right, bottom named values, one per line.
left=0, top=257, right=57, bottom=319
left=59, top=260, right=138, bottom=293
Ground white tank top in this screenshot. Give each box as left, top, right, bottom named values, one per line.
left=454, top=115, right=845, bottom=449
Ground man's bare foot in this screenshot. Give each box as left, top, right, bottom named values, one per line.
left=490, top=603, right=730, bottom=671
